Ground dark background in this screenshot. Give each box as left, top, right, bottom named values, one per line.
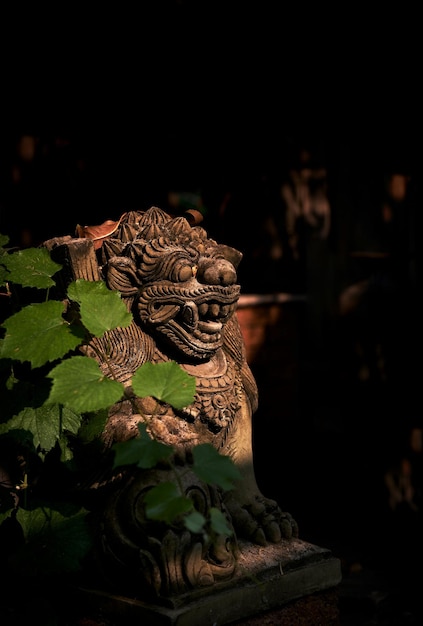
left=1, top=1, right=422, bottom=622
left=1, top=1, right=421, bottom=241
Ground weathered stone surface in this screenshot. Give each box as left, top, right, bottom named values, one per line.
left=74, top=538, right=342, bottom=625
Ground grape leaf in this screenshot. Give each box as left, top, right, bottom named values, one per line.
left=112, top=422, right=173, bottom=469
left=47, top=355, right=124, bottom=412
left=77, top=409, right=109, bottom=443
left=144, top=482, right=193, bottom=523
left=132, top=361, right=196, bottom=409
left=184, top=509, right=206, bottom=533
left=67, top=279, right=132, bottom=337
left=0, top=300, right=83, bottom=367
left=0, top=233, right=10, bottom=249
left=192, top=444, right=241, bottom=490
left=209, top=507, right=233, bottom=536
left=0, top=403, right=82, bottom=452
left=0, top=264, right=10, bottom=284
left=11, top=507, right=92, bottom=575
left=1, top=247, right=62, bottom=289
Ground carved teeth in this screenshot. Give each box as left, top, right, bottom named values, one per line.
left=197, top=320, right=222, bottom=333
left=193, top=328, right=221, bottom=343
left=198, top=303, right=208, bottom=316
left=181, top=301, right=198, bottom=329
left=196, top=301, right=234, bottom=322
left=209, top=304, right=220, bottom=317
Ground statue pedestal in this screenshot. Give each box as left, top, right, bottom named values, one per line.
left=75, top=539, right=342, bottom=625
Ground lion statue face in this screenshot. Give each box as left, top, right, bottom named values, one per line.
left=98, top=206, right=243, bottom=362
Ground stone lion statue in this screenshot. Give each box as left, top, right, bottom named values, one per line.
left=65, top=206, right=298, bottom=599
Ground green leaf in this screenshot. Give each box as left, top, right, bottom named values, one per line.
left=132, top=361, right=196, bottom=409
left=0, top=404, right=82, bottom=452
left=209, top=507, right=233, bottom=536
left=112, top=422, right=173, bottom=469
left=57, top=433, right=75, bottom=462
left=184, top=509, right=206, bottom=533
left=144, top=482, right=193, bottom=524
left=67, top=279, right=132, bottom=337
left=11, top=507, right=92, bottom=576
left=0, top=300, right=83, bottom=367
left=1, top=247, right=62, bottom=289
left=192, top=444, right=242, bottom=491
left=0, top=429, right=36, bottom=457
left=0, top=233, right=10, bottom=249
left=0, top=264, right=10, bottom=284
left=77, top=409, right=109, bottom=443
left=47, top=355, right=124, bottom=412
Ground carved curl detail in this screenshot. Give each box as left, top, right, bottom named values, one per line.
left=99, top=465, right=238, bottom=600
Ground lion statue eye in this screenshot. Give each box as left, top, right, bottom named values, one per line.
left=170, top=260, right=196, bottom=283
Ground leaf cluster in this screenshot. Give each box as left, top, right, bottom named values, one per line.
left=0, top=234, right=240, bottom=582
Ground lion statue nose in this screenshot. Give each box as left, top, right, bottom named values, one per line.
left=197, top=257, right=238, bottom=286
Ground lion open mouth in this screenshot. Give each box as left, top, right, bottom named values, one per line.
left=138, top=284, right=240, bottom=359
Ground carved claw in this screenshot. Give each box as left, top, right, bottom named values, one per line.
left=225, top=493, right=299, bottom=545
left=279, top=511, right=299, bottom=540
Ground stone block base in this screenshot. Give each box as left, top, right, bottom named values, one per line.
left=74, top=539, right=342, bottom=625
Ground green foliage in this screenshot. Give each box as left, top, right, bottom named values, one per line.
left=0, top=233, right=10, bottom=249
left=1, top=246, right=62, bottom=289
left=0, top=403, right=81, bottom=454
left=0, top=235, right=239, bottom=583
left=193, top=443, right=242, bottom=490
left=113, top=422, right=173, bottom=469
left=143, top=482, right=194, bottom=524
left=47, top=356, right=125, bottom=412
left=1, top=300, right=83, bottom=367
left=9, top=507, right=93, bottom=576
left=132, top=361, right=197, bottom=409
left=209, top=507, right=234, bottom=535
left=67, top=279, right=132, bottom=336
